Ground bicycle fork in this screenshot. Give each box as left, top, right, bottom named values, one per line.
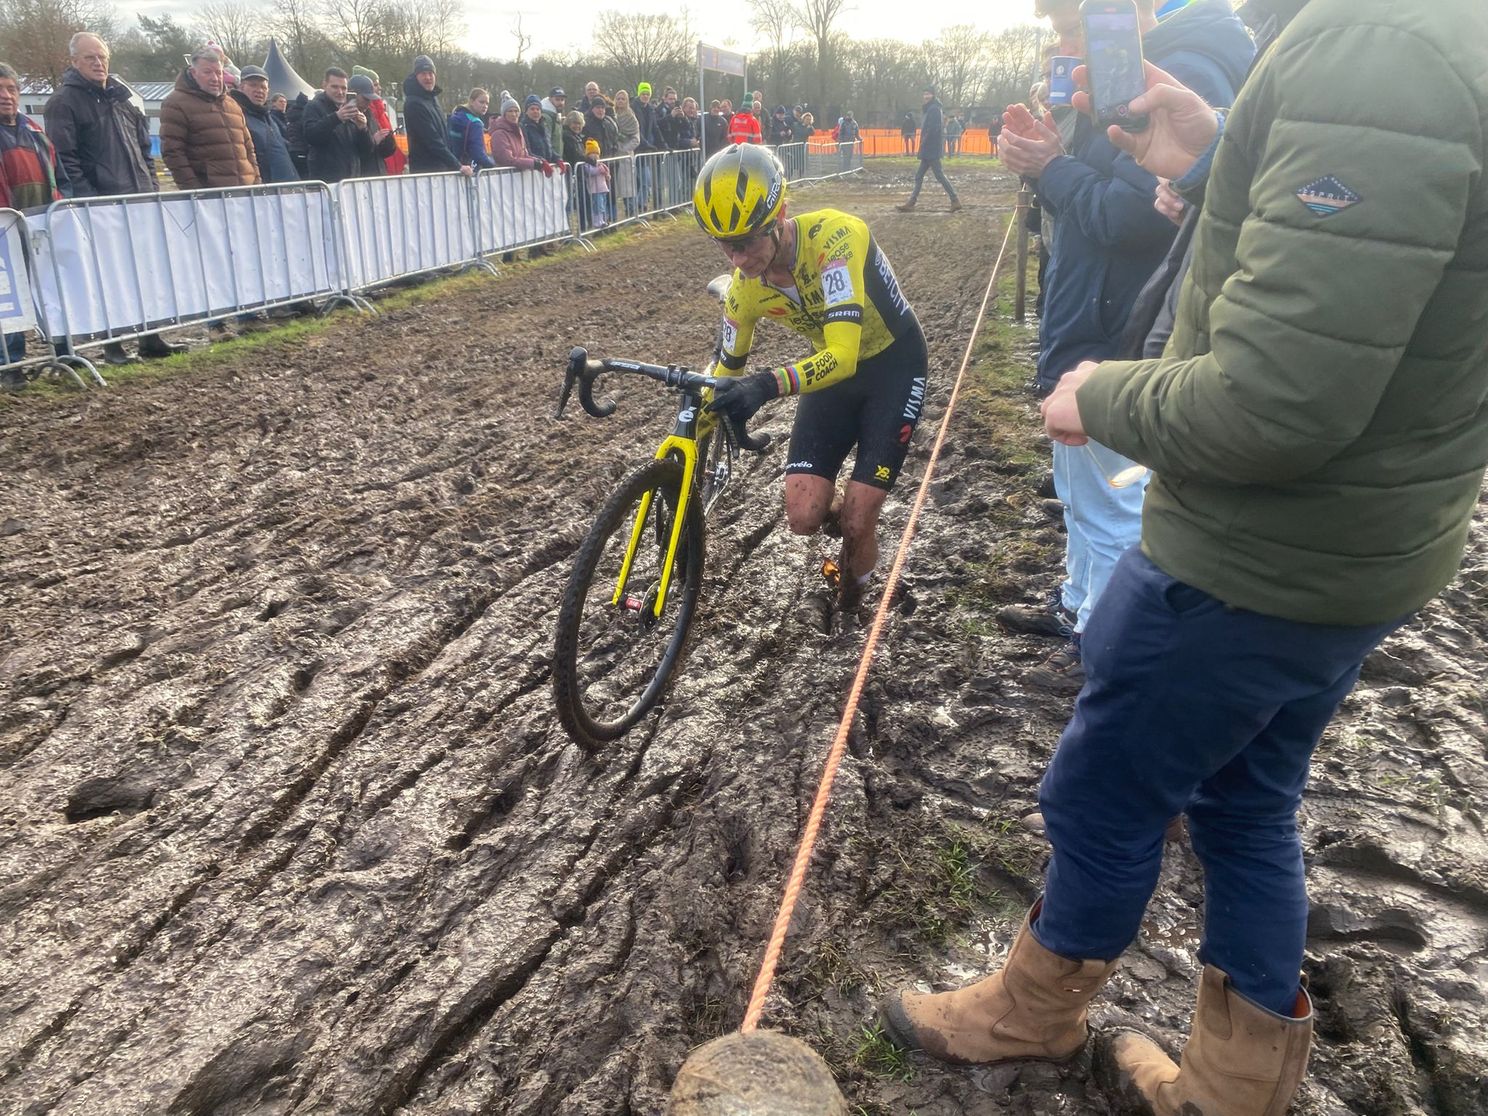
left=611, top=392, right=705, bottom=620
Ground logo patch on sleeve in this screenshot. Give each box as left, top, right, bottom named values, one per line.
left=1295, top=176, right=1361, bottom=217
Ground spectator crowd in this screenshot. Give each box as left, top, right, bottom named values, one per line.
left=1, top=29, right=871, bottom=375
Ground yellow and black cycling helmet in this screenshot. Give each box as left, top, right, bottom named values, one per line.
left=693, top=143, right=787, bottom=240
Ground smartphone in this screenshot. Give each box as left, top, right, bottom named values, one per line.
left=1048, top=56, right=1080, bottom=107
left=1080, top=0, right=1149, bottom=132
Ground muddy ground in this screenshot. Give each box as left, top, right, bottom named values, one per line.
left=1, top=163, right=1484, bottom=1116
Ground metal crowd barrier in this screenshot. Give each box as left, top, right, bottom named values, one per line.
left=472, top=166, right=572, bottom=259
left=335, top=170, right=486, bottom=293
left=804, top=139, right=863, bottom=180
left=35, top=182, right=346, bottom=355
left=0, top=207, right=98, bottom=388
left=17, top=141, right=873, bottom=390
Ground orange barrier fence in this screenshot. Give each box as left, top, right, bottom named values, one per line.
left=808, top=127, right=999, bottom=157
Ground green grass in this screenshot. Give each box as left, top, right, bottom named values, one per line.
left=851, top=1021, right=915, bottom=1082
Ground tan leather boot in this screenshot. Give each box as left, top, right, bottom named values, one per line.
left=1110, top=965, right=1313, bottom=1116
left=878, top=902, right=1118, bottom=1065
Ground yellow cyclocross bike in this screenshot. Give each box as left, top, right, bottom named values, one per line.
left=551, top=342, right=771, bottom=751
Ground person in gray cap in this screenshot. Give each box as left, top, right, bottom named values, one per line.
left=303, top=67, right=393, bottom=182
left=229, top=64, right=298, bottom=182
left=403, top=54, right=466, bottom=174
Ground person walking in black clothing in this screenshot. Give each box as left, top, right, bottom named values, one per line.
left=897, top=84, right=959, bottom=212
left=899, top=110, right=916, bottom=154
left=402, top=55, right=467, bottom=175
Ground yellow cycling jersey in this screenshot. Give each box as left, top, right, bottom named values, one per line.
left=717, top=208, right=918, bottom=396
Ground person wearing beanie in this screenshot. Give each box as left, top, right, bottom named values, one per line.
left=896, top=84, right=960, bottom=212
left=582, top=96, right=619, bottom=158
left=488, top=92, right=550, bottom=175
left=403, top=55, right=465, bottom=174
left=767, top=103, right=794, bottom=145
left=447, top=88, right=495, bottom=169
left=522, top=93, right=560, bottom=165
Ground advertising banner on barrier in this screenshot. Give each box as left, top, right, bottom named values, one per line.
left=33, top=186, right=339, bottom=341
left=473, top=168, right=569, bottom=256
left=0, top=210, right=37, bottom=335
left=338, top=171, right=478, bottom=291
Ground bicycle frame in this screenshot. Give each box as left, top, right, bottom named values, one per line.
left=614, top=389, right=712, bottom=619
left=554, top=345, right=770, bottom=622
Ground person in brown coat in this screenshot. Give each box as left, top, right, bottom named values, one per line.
left=160, top=46, right=259, bottom=190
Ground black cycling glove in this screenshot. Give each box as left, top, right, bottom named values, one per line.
left=706, top=371, right=779, bottom=425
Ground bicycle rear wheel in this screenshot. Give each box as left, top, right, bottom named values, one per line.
left=553, top=457, right=706, bottom=749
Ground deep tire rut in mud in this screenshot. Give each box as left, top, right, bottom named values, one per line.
left=3, top=166, right=1485, bottom=1115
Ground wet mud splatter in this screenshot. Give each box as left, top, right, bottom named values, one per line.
left=1, top=165, right=1483, bottom=1115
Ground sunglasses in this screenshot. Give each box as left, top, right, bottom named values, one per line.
left=716, top=227, right=774, bottom=252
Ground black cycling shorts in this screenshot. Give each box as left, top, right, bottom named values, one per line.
left=785, top=322, right=929, bottom=491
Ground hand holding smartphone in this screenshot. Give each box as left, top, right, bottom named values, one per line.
left=1080, top=0, right=1149, bottom=133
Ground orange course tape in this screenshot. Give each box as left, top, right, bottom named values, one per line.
left=740, top=207, right=1024, bottom=1033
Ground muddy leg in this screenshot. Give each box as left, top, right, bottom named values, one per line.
left=837, top=481, right=887, bottom=586
left=784, top=474, right=835, bottom=536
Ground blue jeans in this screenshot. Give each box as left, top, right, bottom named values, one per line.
left=1033, top=549, right=1405, bottom=1014
left=1052, top=439, right=1147, bottom=633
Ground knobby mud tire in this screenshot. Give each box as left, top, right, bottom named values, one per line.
left=553, top=457, right=706, bottom=750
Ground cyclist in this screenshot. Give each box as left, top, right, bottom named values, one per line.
left=694, top=143, right=929, bottom=628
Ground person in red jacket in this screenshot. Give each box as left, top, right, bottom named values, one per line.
left=727, top=102, right=762, bottom=144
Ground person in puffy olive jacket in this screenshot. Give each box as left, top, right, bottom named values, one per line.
left=880, top=4, right=1488, bottom=1116
left=159, top=47, right=259, bottom=188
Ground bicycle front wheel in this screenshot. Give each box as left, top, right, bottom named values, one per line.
left=553, top=457, right=706, bottom=749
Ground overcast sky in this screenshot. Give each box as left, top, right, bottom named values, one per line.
left=467, top=2, right=1038, bottom=57
left=118, top=0, right=1041, bottom=62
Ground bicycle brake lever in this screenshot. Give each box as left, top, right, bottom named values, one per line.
left=725, top=412, right=772, bottom=454
left=578, top=361, right=617, bottom=418
left=554, top=346, right=586, bottom=419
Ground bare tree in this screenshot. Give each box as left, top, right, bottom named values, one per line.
left=748, top=0, right=796, bottom=106
left=983, top=24, right=1048, bottom=115
left=194, top=0, right=263, bottom=67
left=319, top=0, right=379, bottom=58
left=922, top=24, right=990, bottom=111
left=0, top=0, right=116, bottom=85
left=510, top=12, right=532, bottom=65
left=593, top=12, right=692, bottom=95
left=792, top=0, right=846, bottom=113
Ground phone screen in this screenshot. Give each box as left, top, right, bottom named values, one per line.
left=1083, top=3, right=1148, bottom=131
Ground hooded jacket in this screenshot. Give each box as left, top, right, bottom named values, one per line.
left=229, top=90, right=298, bottom=183
left=302, top=91, right=391, bottom=182
left=540, top=98, right=566, bottom=162
left=1031, top=0, right=1254, bottom=392
left=447, top=105, right=495, bottom=168
left=1077, top=0, right=1488, bottom=625
left=402, top=73, right=460, bottom=172
left=159, top=69, right=259, bottom=189
left=43, top=68, right=156, bottom=197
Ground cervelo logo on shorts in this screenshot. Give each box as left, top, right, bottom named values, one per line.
left=787, top=460, right=815, bottom=470
left=875, top=247, right=909, bottom=317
